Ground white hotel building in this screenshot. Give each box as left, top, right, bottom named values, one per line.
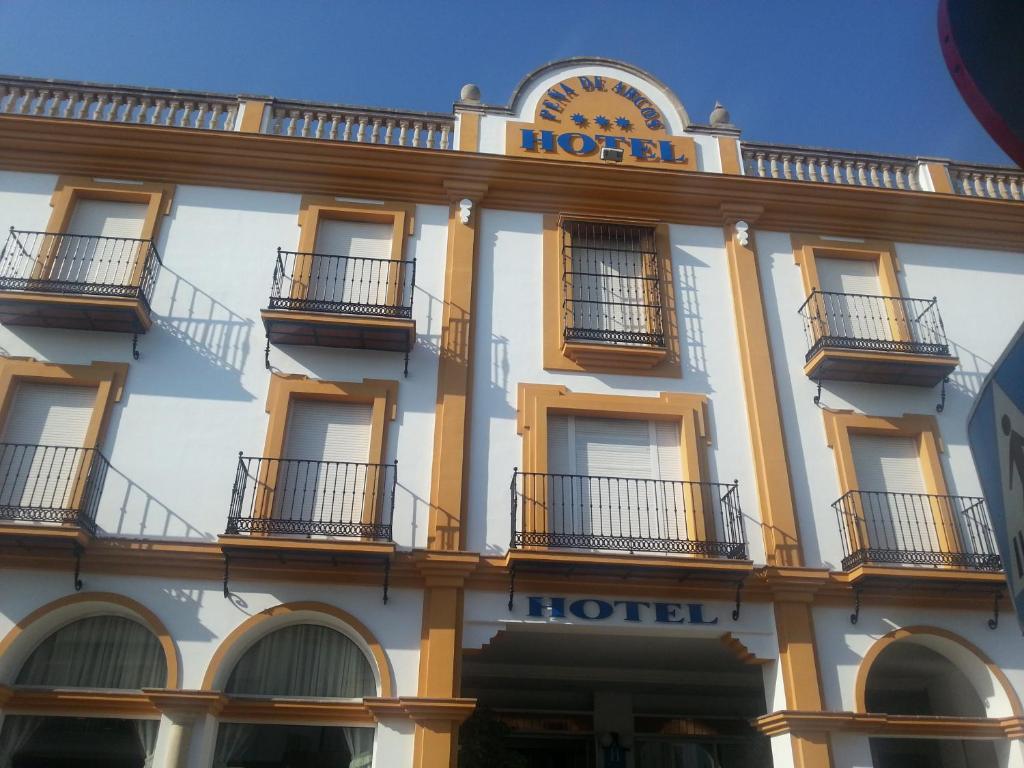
left=0, top=58, right=1022, bottom=768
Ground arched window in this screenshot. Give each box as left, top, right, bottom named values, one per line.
left=16, top=615, right=167, bottom=690
left=225, top=623, right=375, bottom=698
left=215, top=623, right=376, bottom=768
left=0, top=615, right=166, bottom=768
left=864, top=636, right=1001, bottom=768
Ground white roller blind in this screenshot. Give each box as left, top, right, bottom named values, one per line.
left=851, top=435, right=926, bottom=493
left=545, top=415, right=685, bottom=544
left=2, top=383, right=95, bottom=446
left=56, top=199, right=147, bottom=285
left=816, top=258, right=881, bottom=296
left=275, top=400, right=373, bottom=529
left=850, top=434, right=937, bottom=553
left=67, top=200, right=147, bottom=240
left=283, top=400, right=372, bottom=464
left=570, top=229, right=648, bottom=336
left=310, top=220, right=393, bottom=306
left=0, top=383, right=95, bottom=511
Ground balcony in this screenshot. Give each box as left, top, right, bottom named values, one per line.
left=0, top=443, right=108, bottom=539
left=510, top=470, right=747, bottom=569
left=799, top=290, right=959, bottom=386
left=834, top=490, right=1001, bottom=573
left=222, top=455, right=395, bottom=561
left=0, top=229, right=161, bottom=334
left=260, top=248, right=416, bottom=363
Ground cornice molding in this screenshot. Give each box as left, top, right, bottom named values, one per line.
left=754, top=709, right=1024, bottom=740
left=0, top=117, right=1021, bottom=251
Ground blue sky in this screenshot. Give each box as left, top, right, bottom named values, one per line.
left=0, top=0, right=1011, bottom=165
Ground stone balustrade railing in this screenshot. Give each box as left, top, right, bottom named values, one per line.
left=0, top=76, right=240, bottom=131
left=948, top=163, right=1024, bottom=201
left=741, top=143, right=923, bottom=191
left=0, top=75, right=1019, bottom=191
left=266, top=101, right=453, bottom=150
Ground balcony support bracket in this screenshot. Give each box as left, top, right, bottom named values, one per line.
left=131, top=333, right=140, bottom=361
left=850, top=587, right=863, bottom=625
left=72, top=541, right=83, bottom=592
left=222, top=553, right=231, bottom=599
left=813, top=377, right=823, bottom=407
left=988, top=590, right=1000, bottom=630
left=403, top=350, right=409, bottom=379
left=382, top=557, right=390, bottom=605
left=507, top=563, right=517, bottom=612
left=936, top=376, right=949, bottom=413
left=731, top=577, right=745, bottom=621
left=264, top=335, right=271, bottom=370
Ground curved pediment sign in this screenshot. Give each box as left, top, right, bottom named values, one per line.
left=504, top=59, right=697, bottom=169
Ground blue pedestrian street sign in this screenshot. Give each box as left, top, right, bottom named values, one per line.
left=968, top=321, right=1024, bottom=633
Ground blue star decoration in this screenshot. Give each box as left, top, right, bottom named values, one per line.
left=570, top=112, right=587, bottom=127
left=615, top=116, right=632, bottom=131
left=594, top=115, right=611, bottom=129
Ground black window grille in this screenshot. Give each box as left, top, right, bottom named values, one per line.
left=561, top=221, right=665, bottom=347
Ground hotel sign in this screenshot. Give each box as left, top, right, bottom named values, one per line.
left=528, top=595, right=719, bottom=625
left=505, top=75, right=697, bottom=168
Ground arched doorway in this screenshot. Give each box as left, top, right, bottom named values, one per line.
left=0, top=614, right=166, bottom=767
left=212, top=623, right=378, bottom=768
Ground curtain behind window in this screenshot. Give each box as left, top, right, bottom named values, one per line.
left=16, top=615, right=166, bottom=689
left=225, top=623, right=375, bottom=698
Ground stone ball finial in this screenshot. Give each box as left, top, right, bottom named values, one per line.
left=709, top=101, right=731, bottom=126
left=460, top=83, right=481, bottom=103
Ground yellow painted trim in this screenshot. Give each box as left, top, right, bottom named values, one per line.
left=517, top=383, right=710, bottom=542
left=426, top=184, right=486, bottom=551
left=823, top=410, right=958, bottom=556
left=853, top=625, right=1023, bottom=716
left=260, top=373, right=397, bottom=528
left=43, top=176, right=174, bottom=287
left=755, top=709, right=1024, bottom=739
left=0, top=591, right=179, bottom=689
left=722, top=207, right=803, bottom=567
left=238, top=100, right=267, bottom=133
left=2, top=688, right=161, bottom=718
left=456, top=111, right=481, bottom=152
left=717, top=137, right=742, bottom=175
left=924, top=162, right=955, bottom=194
left=200, top=600, right=394, bottom=698
left=542, top=214, right=682, bottom=376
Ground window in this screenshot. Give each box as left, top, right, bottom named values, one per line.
left=546, top=414, right=686, bottom=544
left=273, top=400, right=375, bottom=526
left=823, top=411, right=998, bottom=570
left=514, top=385, right=746, bottom=558
left=214, top=623, right=376, bottom=768
left=562, top=221, right=662, bottom=347
left=0, top=382, right=95, bottom=512
left=226, top=374, right=397, bottom=540
left=542, top=215, right=681, bottom=376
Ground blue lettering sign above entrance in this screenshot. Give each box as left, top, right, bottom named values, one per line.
left=527, top=596, right=719, bottom=625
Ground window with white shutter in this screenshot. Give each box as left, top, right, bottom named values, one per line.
left=546, top=414, right=686, bottom=544
left=274, top=400, right=373, bottom=528
left=311, top=220, right=393, bottom=306
left=54, top=200, right=147, bottom=286
left=816, top=257, right=886, bottom=341
left=851, top=434, right=939, bottom=553
left=0, top=383, right=95, bottom=510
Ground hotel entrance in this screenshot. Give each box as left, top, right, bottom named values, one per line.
left=459, top=629, right=771, bottom=768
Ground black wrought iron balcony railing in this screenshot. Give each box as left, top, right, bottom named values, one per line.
left=833, top=490, right=1001, bottom=572
left=561, top=220, right=665, bottom=348
left=510, top=470, right=747, bottom=559
left=0, top=228, right=162, bottom=308
left=268, top=248, right=415, bottom=320
left=799, top=290, right=951, bottom=360
left=226, top=455, right=395, bottom=540
left=0, top=443, right=109, bottom=533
